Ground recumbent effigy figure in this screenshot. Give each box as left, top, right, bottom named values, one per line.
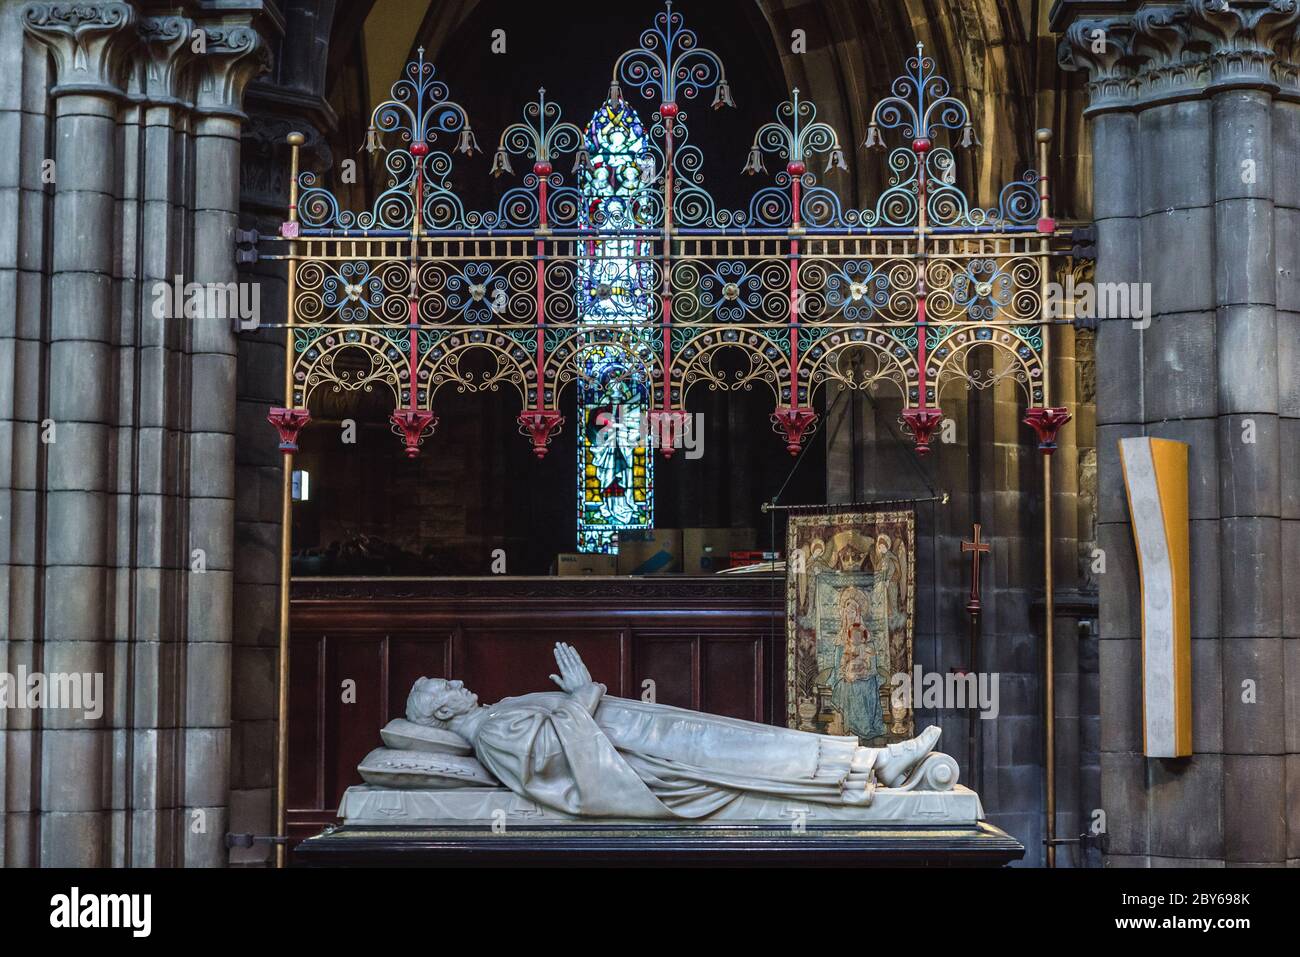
left=347, top=643, right=972, bottom=824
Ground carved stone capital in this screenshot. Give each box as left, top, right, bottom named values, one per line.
left=22, top=1, right=137, bottom=98
left=1132, top=6, right=1214, bottom=101
left=1276, top=56, right=1300, bottom=96
left=1058, top=2, right=1300, bottom=106
left=1133, top=5, right=1200, bottom=63
left=1187, top=0, right=1300, bottom=89
left=138, top=15, right=196, bottom=104
left=192, top=20, right=272, bottom=118
left=1058, top=18, right=1142, bottom=112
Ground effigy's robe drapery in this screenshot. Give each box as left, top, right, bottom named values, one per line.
left=473, top=691, right=873, bottom=819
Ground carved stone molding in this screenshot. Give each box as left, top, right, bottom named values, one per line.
left=241, top=113, right=331, bottom=215
left=22, top=1, right=137, bottom=98
left=1057, top=1, right=1300, bottom=109
left=1276, top=56, right=1300, bottom=95
left=192, top=20, right=273, bottom=118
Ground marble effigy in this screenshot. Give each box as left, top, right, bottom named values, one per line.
left=340, top=643, right=986, bottom=827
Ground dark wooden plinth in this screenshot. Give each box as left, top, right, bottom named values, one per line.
left=294, top=822, right=1025, bottom=867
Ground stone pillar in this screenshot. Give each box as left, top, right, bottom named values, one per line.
left=5, top=2, right=270, bottom=868
left=0, top=0, right=56, bottom=868
left=22, top=0, right=137, bottom=869
left=1277, top=42, right=1300, bottom=878
left=123, top=12, right=195, bottom=869
left=1057, top=0, right=1300, bottom=867
left=1200, top=2, right=1291, bottom=867
left=183, top=19, right=270, bottom=868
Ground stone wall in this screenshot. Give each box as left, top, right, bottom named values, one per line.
left=1057, top=0, right=1300, bottom=867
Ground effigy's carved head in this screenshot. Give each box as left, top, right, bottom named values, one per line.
left=406, top=677, right=479, bottom=728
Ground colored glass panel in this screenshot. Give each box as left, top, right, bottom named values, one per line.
left=576, top=98, right=654, bottom=554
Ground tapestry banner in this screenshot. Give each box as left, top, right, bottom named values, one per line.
left=785, top=509, right=915, bottom=745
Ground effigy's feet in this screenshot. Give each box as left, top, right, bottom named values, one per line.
left=875, top=725, right=942, bottom=788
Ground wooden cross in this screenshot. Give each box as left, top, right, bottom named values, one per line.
left=962, top=523, right=991, bottom=613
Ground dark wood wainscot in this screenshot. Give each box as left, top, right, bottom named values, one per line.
left=287, top=575, right=785, bottom=844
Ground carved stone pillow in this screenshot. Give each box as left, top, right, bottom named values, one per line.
left=357, top=748, right=499, bottom=790
left=380, top=718, right=473, bottom=755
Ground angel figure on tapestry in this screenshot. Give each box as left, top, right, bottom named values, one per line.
left=793, top=536, right=830, bottom=611
left=870, top=532, right=910, bottom=732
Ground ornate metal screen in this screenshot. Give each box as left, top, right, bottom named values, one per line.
left=260, top=3, right=1071, bottom=465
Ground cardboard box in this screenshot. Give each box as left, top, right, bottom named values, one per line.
left=683, top=527, right=758, bottom=574
left=616, top=528, right=682, bottom=575
left=555, top=552, right=618, bottom=576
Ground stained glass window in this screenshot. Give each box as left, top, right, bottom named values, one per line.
left=576, top=98, right=654, bottom=554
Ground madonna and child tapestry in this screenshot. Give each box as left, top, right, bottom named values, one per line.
left=785, top=509, right=915, bottom=746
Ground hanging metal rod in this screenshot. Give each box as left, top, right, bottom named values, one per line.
left=761, top=492, right=949, bottom=513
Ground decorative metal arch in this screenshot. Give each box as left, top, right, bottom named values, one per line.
left=419, top=330, right=535, bottom=402
left=797, top=328, right=918, bottom=402
left=671, top=327, right=792, bottom=403
left=258, top=3, right=1072, bottom=462
left=291, top=328, right=405, bottom=408
left=929, top=325, right=1046, bottom=408
left=545, top=327, right=663, bottom=407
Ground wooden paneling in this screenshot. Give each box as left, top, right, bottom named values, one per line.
left=287, top=576, right=782, bottom=840
left=456, top=626, right=628, bottom=702
left=386, top=634, right=453, bottom=719
left=633, top=637, right=695, bottom=710
left=287, top=635, right=321, bottom=811
left=703, top=638, right=762, bottom=721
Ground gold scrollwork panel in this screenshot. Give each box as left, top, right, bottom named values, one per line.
left=928, top=326, right=1045, bottom=406
left=797, top=331, right=916, bottom=404
left=670, top=329, right=791, bottom=404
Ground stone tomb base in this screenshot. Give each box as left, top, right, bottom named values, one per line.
left=336, top=783, right=988, bottom=825
left=294, top=785, right=1023, bottom=866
